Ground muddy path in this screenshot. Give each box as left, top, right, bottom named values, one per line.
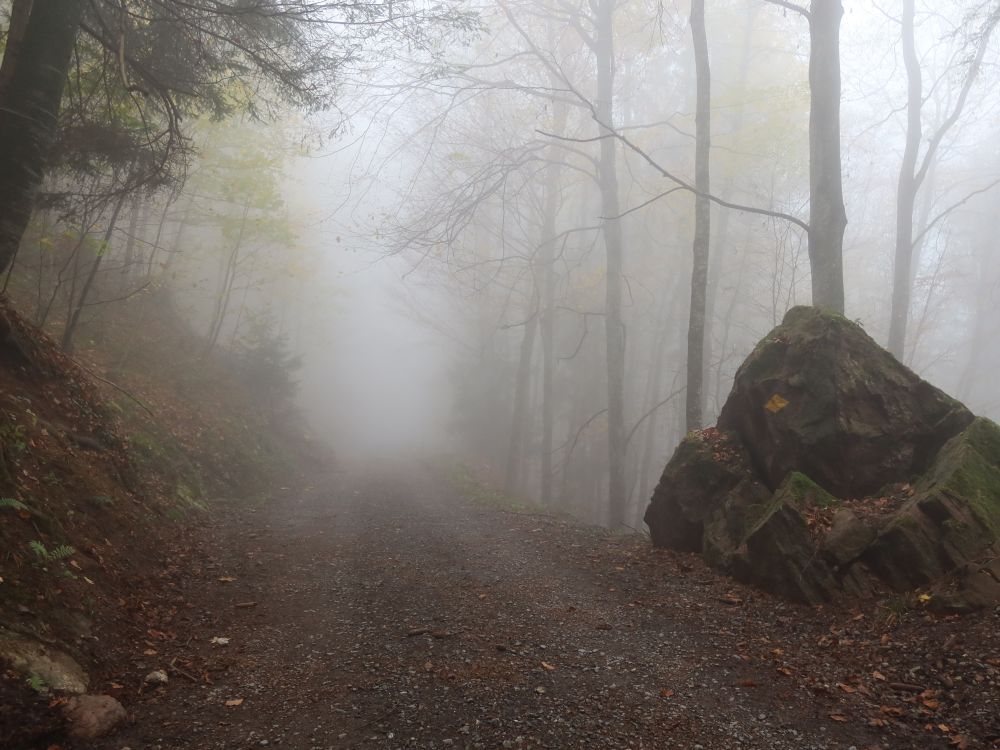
left=84, top=464, right=993, bottom=749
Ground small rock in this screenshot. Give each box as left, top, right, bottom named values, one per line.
left=144, top=669, right=168, bottom=685
left=62, top=694, right=127, bottom=739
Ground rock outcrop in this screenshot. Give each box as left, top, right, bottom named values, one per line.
left=645, top=307, right=1000, bottom=608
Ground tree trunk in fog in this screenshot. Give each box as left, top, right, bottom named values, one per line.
left=62, top=193, right=127, bottom=352
left=0, top=0, right=34, bottom=100
left=205, top=202, right=251, bottom=355
left=0, top=0, right=83, bottom=277
left=806, top=0, right=847, bottom=314
left=539, top=74, right=567, bottom=506
left=505, top=305, right=539, bottom=495
left=636, top=311, right=673, bottom=508
left=704, top=4, right=756, bottom=421
left=685, top=0, right=711, bottom=433
left=595, top=0, right=627, bottom=528
left=120, top=197, right=143, bottom=293
left=888, top=4, right=996, bottom=359
left=888, top=0, right=921, bottom=361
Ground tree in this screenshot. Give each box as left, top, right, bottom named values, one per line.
left=888, top=0, right=999, bottom=359
left=685, top=0, right=711, bottom=432
left=806, top=0, right=847, bottom=313
left=763, top=0, right=845, bottom=313
left=0, top=0, right=84, bottom=277
left=0, top=0, right=477, bottom=279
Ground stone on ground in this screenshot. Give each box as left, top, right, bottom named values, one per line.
left=62, top=694, right=128, bottom=739
left=645, top=306, right=1000, bottom=607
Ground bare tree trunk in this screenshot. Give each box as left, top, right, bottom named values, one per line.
left=0, top=0, right=35, bottom=99
left=595, top=0, right=627, bottom=527
left=888, top=5, right=995, bottom=357
left=636, top=311, right=673, bottom=508
left=806, top=0, right=847, bottom=313
left=120, top=196, right=142, bottom=294
left=62, top=193, right=127, bottom=352
left=204, top=202, right=250, bottom=355
left=505, top=303, right=539, bottom=495
left=0, top=0, right=83, bottom=275
left=704, top=4, right=756, bottom=422
left=686, top=0, right=711, bottom=432
left=539, top=85, right=567, bottom=506
left=888, top=0, right=922, bottom=360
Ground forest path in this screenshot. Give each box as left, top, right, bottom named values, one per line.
left=91, top=463, right=889, bottom=750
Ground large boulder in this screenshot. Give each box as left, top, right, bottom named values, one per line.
left=645, top=307, right=1000, bottom=607
left=717, top=306, right=972, bottom=497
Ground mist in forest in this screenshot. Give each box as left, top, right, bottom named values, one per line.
left=3, top=0, right=999, bottom=528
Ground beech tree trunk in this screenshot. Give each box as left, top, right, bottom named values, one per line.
left=806, top=0, right=847, bottom=314
left=505, top=305, right=539, bottom=495
left=595, top=0, right=627, bottom=528
left=686, top=0, right=711, bottom=432
left=0, top=0, right=83, bottom=276
left=888, top=0, right=922, bottom=360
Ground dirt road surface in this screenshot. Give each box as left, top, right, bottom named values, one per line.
left=85, top=464, right=997, bottom=749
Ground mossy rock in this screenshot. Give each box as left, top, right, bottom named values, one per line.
left=644, top=429, right=763, bottom=552
left=718, top=306, right=972, bottom=497
left=727, top=474, right=840, bottom=604
left=645, top=311, right=1000, bottom=610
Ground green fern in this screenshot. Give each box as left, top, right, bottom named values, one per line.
left=50, top=544, right=76, bottom=561
left=0, top=498, right=27, bottom=511
left=25, top=674, right=48, bottom=694
left=28, top=540, right=76, bottom=563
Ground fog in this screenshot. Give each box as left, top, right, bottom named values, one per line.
left=8, top=0, right=1000, bottom=527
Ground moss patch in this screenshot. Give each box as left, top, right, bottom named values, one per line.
left=919, top=418, right=1000, bottom=537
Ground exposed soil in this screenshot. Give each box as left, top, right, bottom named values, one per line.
left=44, top=462, right=996, bottom=750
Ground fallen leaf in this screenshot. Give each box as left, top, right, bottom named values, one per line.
left=225, top=698, right=244, bottom=707
left=837, top=683, right=857, bottom=694
left=218, top=576, right=236, bottom=583
left=829, top=714, right=848, bottom=722
left=541, top=661, right=556, bottom=671
left=873, top=670, right=887, bottom=682
left=660, top=688, right=674, bottom=698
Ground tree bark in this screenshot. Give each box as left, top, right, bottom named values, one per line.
left=888, top=0, right=922, bottom=360
left=686, top=0, right=711, bottom=432
left=595, top=0, right=627, bottom=528
left=62, top=193, right=128, bottom=352
left=0, top=0, right=35, bottom=99
left=539, top=70, right=567, bottom=506
left=0, top=0, right=83, bottom=276
left=505, top=304, right=538, bottom=495
left=806, top=0, right=847, bottom=313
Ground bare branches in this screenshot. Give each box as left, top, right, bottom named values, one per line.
left=762, top=0, right=811, bottom=20
left=913, top=177, right=1000, bottom=248
left=584, top=122, right=810, bottom=233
